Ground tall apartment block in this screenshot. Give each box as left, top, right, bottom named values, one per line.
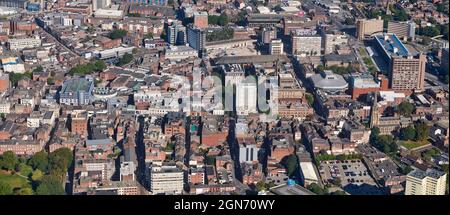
left=405, top=168, right=447, bottom=195
left=374, top=33, right=426, bottom=93
left=291, top=30, right=322, bottom=56
left=187, top=26, right=206, bottom=52
left=167, top=21, right=186, bottom=45
left=387, top=21, right=415, bottom=41
left=356, top=17, right=383, bottom=41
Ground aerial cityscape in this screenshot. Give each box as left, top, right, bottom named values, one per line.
left=0, top=0, right=448, bottom=196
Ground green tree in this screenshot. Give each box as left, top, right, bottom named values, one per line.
left=108, top=29, right=127, bottom=40
left=32, top=66, right=44, bottom=73
left=0, top=151, right=18, bottom=171
left=145, top=32, right=154, bottom=39
left=400, top=126, right=416, bottom=140
left=305, top=94, right=314, bottom=106
left=414, top=122, right=429, bottom=141
left=17, top=163, right=33, bottom=177
left=255, top=181, right=266, bottom=192
left=35, top=175, right=65, bottom=195
left=282, top=154, right=298, bottom=177
left=9, top=72, right=33, bottom=86
left=168, top=0, right=174, bottom=5
left=307, top=183, right=329, bottom=195
left=48, top=148, right=73, bottom=178
left=94, top=60, right=107, bottom=72
left=116, top=53, right=134, bottom=66
left=47, top=77, right=54, bottom=85
left=419, top=26, right=441, bottom=37
left=28, top=150, right=49, bottom=172
left=14, top=187, right=33, bottom=195
left=0, top=181, right=13, bottom=195
left=218, top=13, right=229, bottom=26
left=31, top=169, right=44, bottom=182
left=399, top=165, right=413, bottom=175
left=397, top=101, right=414, bottom=117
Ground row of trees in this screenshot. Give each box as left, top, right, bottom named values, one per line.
left=399, top=122, right=429, bottom=142
left=315, top=153, right=363, bottom=165
left=208, top=13, right=229, bottom=26
left=69, top=60, right=107, bottom=76
left=0, top=148, right=73, bottom=195
left=307, top=183, right=346, bottom=195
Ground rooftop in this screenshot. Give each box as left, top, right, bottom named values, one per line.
left=374, top=33, right=410, bottom=59
left=408, top=168, right=446, bottom=180
left=61, top=78, right=93, bottom=94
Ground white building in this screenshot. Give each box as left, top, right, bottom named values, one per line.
left=236, top=82, right=257, bottom=115
left=7, top=37, right=42, bottom=51
left=149, top=164, right=184, bottom=194
left=92, top=0, right=111, bottom=11
left=164, top=45, right=198, bottom=61
left=239, top=143, right=259, bottom=163
left=405, top=168, right=447, bottom=195
left=269, top=39, right=284, bottom=55
left=292, top=33, right=322, bottom=56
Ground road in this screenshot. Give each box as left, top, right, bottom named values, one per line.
left=36, top=19, right=81, bottom=58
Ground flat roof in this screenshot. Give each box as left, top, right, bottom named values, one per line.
left=374, top=33, right=410, bottom=59
left=270, top=184, right=316, bottom=195
left=61, top=78, right=93, bottom=94
left=214, top=55, right=289, bottom=65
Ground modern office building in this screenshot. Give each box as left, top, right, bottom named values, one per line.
left=187, top=26, right=206, bottom=52
left=269, top=39, right=284, bottom=55
left=387, top=21, right=415, bottom=41
left=236, top=81, right=257, bottom=115
left=374, top=33, right=426, bottom=92
left=405, top=168, right=447, bottom=195
left=356, top=17, right=384, bottom=40
left=167, top=21, right=186, bottom=45
left=59, top=78, right=94, bottom=106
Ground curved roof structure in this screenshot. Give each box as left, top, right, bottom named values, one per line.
left=310, top=70, right=348, bottom=91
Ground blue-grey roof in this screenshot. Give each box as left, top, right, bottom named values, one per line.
left=61, top=78, right=94, bottom=94
left=374, top=33, right=410, bottom=59
left=86, top=139, right=111, bottom=146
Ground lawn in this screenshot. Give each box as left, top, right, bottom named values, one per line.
left=0, top=171, right=32, bottom=190
left=399, top=140, right=430, bottom=150
left=359, top=47, right=368, bottom=57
